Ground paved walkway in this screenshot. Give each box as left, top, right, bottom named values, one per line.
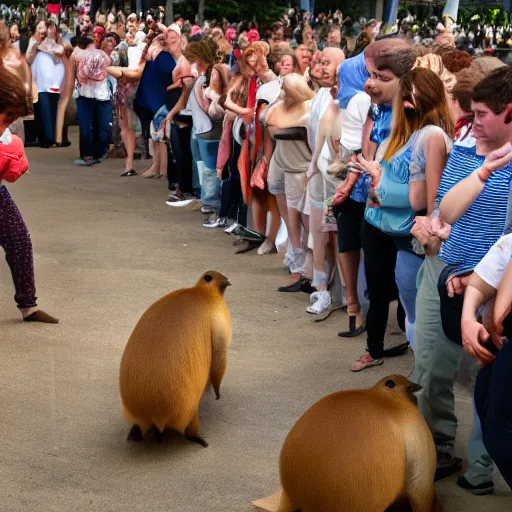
left=0, top=141, right=510, bottom=511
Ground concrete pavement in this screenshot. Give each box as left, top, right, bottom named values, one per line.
left=0, top=140, right=510, bottom=511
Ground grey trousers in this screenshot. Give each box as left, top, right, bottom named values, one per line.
left=410, top=255, right=493, bottom=484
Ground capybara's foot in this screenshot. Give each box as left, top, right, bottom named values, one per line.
left=152, top=426, right=164, bottom=444
left=187, top=435, right=209, bottom=448
left=127, top=425, right=144, bottom=442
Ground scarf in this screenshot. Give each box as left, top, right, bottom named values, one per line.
left=337, top=51, right=369, bottom=109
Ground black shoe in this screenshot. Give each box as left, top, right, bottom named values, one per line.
left=278, top=277, right=307, bottom=293
left=55, top=141, right=71, bottom=148
left=456, top=476, right=494, bottom=495
left=234, top=239, right=263, bottom=254
left=299, top=280, right=317, bottom=295
left=120, top=169, right=137, bottom=177
left=435, top=454, right=462, bottom=482
left=382, top=342, right=410, bottom=357
left=338, top=316, right=366, bottom=338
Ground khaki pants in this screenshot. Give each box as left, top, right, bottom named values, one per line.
left=410, top=255, right=493, bottom=483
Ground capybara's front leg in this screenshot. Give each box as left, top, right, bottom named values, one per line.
left=185, top=409, right=208, bottom=448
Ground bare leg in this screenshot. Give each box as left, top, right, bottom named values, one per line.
left=310, top=206, right=328, bottom=290
left=251, top=191, right=267, bottom=236
left=159, top=142, right=168, bottom=178
left=142, top=141, right=162, bottom=177
left=338, top=250, right=364, bottom=327
left=258, top=193, right=281, bottom=254
left=288, top=207, right=302, bottom=249
left=120, top=120, right=136, bottom=172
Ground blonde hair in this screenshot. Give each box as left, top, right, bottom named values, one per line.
left=283, top=73, right=315, bottom=103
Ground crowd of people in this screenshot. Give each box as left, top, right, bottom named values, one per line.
left=0, top=0, right=512, bottom=502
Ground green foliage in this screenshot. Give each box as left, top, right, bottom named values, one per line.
left=201, top=0, right=288, bottom=23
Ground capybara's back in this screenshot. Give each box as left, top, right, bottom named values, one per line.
left=120, top=288, right=214, bottom=433
left=278, top=375, right=438, bottom=512
left=280, top=391, right=407, bottom=511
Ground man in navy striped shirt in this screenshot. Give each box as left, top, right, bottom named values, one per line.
left=410, top=66, right=512, bottom=493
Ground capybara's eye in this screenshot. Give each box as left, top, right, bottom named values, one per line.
left=385, top=379, right=396, bottom=389
left=204, top=274, right=213, bottom=282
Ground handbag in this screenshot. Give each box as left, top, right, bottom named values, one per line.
left=438, top=264, right=470, bottom=345
left=196, top=119, right=223, bottom=141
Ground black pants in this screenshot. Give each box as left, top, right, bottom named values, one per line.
left=475, top=340, right=512, bottom=489
left=219, top=139, right=247, bottom=225
left=168, top=123, right=193, bottom=194
left=362, top=220, right=413, bottom=359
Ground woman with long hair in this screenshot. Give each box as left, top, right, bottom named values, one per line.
left=265, top=73, right=314, bottom=277
left=107, top=23, right=192, bottom=178
left=176, top=38, right=231, bottom=225
left=223, top=42, right=281, bottom=252
left=349, top=67, right=454, bottom=371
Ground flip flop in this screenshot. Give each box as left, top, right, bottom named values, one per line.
left=120, top=169, right=137, bottom=177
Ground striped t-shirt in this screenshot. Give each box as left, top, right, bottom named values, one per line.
left=437, top=135, right=512, bottom=276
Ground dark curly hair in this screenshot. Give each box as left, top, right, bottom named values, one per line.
left=439, top=49, right=473, bottom=74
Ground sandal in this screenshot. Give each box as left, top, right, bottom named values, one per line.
left=120, top=169, right=137, bottom=177
left=350, top=351, right=383, bottom=372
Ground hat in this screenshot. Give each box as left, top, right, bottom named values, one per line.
left=168, top=23, right=181, bottom=37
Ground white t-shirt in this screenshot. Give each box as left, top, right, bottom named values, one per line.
left=31, top=51, right=65, bottom=93
left=340, top=91, right=371, bottom=151
left=475, top=233, right=512, bottom=289
left=308, top=87, right=332, bottom=154
left=187, top=76, right=212, bottom=137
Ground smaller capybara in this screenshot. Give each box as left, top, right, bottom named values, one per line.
left=278, top=375, right=441, bottom=512
left=119, top=271, right=232, bottom=447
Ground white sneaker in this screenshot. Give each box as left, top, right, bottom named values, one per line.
left=203, top=217, right=221, bottom=228
left=306, top=291, right=332, bottom=315
left=166, top=198, right=201, bottom=212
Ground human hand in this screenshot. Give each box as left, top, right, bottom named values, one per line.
left=478, top=142, right=512, bottom=181
left=164, top=111, right=175, bottom=126
left=332, top=181, right=350, bottom=206
left=481, top=301, right=505, bottom=351
left=447, top=272, right=472, bottom=297
left=216, top=168, right=223, bottom=180
left=461, top=317, right=496, bottom=366
left=347, top=156, right=382, bottom=182
left=410, top=216, right=451, bottom=256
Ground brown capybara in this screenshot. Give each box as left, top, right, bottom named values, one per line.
left=119, top=271, right=232, bottom=447
left=278, top=375, right=441, bottom=512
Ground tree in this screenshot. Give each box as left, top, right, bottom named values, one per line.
left=165, top=0, right=173, bottom=24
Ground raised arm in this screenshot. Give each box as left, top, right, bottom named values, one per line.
left=440, top=142, right=512, bottom=224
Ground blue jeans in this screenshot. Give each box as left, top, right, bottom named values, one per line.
left=395, top=249, right=423, bottom=351
left=475, top=340, right=512, bottom=489
left=34, top=92, right=59, bottom=146
left=196, top=137, right=221, bottom=212
left=190, top=135, right=201, bottom=196
left=76, top=96, right=112, bottom=160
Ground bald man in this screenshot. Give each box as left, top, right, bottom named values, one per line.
left=305, top=46, right=345, bottom=315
